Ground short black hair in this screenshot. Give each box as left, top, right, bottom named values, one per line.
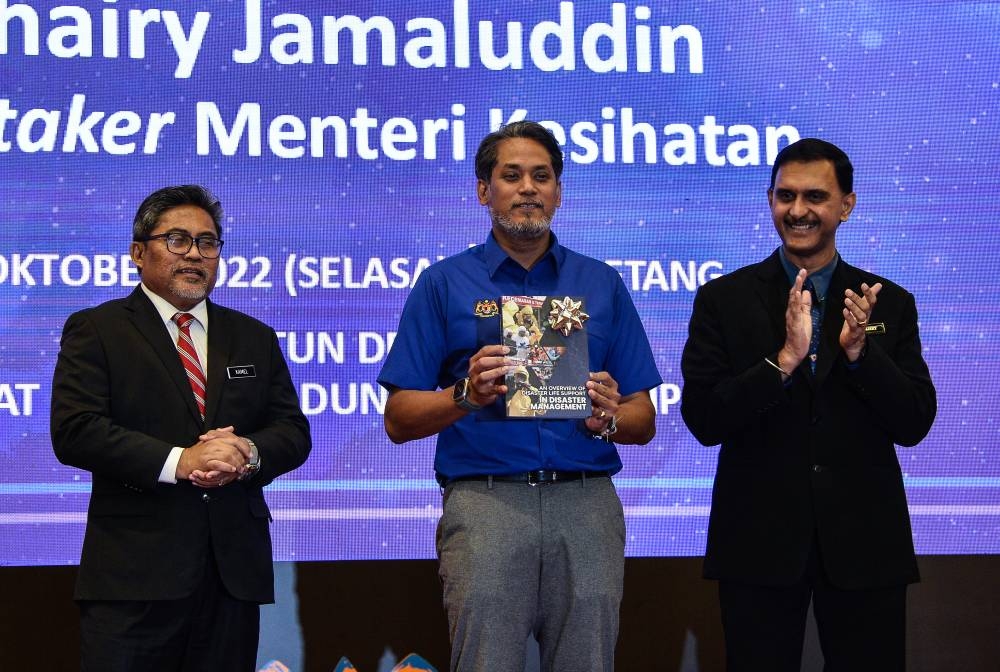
left=474, top=121, right=563, bottom=182
left=770, top=138, right=853, bottom=194
left=132, top=185, right=223, bottom=240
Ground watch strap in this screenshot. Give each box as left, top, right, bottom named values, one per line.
left=593, top=415, right=618, bottom=440
left=238, top=437, right=261, bottom=480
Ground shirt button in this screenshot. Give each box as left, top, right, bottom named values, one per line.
left=202, top=493, right=211, bottom=502
left=812, top=464, right=826, bottom=473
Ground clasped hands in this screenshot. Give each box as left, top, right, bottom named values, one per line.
left=176, top=425, right=253, bottom=489
left=777, top=268, right=882, bottom=375
left=464, top=344, right=620, bottom=434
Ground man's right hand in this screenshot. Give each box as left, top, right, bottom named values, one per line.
left=175, top=430, right=247, bottom=482
left=465, top=344, right=513, bottom=408
left=780, top=268, right=812, bottom=373
left=384, top=344, right=514, bottom=443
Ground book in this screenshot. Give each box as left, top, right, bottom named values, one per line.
left=501, top=295, right=591, bottom=419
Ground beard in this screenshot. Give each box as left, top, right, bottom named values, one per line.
left=169, top=272, right=214, bottom=303
left=490, top=208, right=552, bottom=241
left=171, top=283, right=209, bottom=301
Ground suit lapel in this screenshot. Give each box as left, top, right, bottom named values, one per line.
left=814, top=270, right=842, bottom=383
left=753, top=252, right=869, bottom=387
left=204, top=301, right=231, bottom=428
left=125, top=287, right=204, bottom=425
left=814, top=260, right=861, bottom=384
left=753, top=250, right=796, bottom=360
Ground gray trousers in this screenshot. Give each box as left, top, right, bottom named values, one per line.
left=437, top=476, right=625, bottom=672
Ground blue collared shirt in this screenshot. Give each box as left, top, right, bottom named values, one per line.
left=378, top=232, right=662, bottom=481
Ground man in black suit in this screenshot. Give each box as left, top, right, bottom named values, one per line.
left=681, top=139, right=936, bottom=671
left=51, top=185, right=311, bottom=672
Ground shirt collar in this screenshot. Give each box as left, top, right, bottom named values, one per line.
left=778, top=247, right=839, bottom=302
left=139, top=282, right=209, bottom=330
left=484, top=230, right=565, bottom=278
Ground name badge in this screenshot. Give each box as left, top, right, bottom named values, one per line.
left=227, top=365, right=256, bottom=379
left=864, top=323, right=886, bottom=335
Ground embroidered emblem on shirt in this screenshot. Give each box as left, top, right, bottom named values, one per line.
left=474, top=299, right=499, bottom=318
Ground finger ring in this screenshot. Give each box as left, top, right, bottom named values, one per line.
left=857, top=319, right=868, bottom=326
left=598, top=409, right=606, bottom=419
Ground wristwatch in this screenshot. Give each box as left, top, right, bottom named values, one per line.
left=452, top=377, right=483, bottom=412
left=594, top=415, right=619, bottom=440
left=239, top=437, right=261, bottom=481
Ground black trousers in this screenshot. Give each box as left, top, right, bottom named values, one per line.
left=79, top=548, right=260, bottom=672
left=718, top=539, right=907, bottom=672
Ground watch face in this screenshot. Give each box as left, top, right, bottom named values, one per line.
left=453, top=378, right=468, bottom=401
left=453, top=377, right=482, bottom=411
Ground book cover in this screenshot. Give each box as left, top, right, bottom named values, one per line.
left=501, top=295, right=591, bottom=419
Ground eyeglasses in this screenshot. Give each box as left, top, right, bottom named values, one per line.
left=138, top=233, right=224, bottom=258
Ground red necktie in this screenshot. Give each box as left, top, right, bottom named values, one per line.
left=172, top=313, right=207, bottom=420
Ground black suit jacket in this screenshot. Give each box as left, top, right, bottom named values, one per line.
left=681, top=250, right=936, bottom=590
left=51, top=287, right=310, bottom=603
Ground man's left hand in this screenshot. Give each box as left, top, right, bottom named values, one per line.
left=584, top=371, right=621, bottom=434
left=840, top=281, right=882, bottom=362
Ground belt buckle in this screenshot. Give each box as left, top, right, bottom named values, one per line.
left=527, top=471, right=542, bottom=487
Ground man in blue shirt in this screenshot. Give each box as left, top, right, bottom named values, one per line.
left=378, top=121, right=661, bottom=671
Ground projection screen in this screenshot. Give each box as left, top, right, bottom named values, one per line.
left=1, top=1, right=997, bottom=564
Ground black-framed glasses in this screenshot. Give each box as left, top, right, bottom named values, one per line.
left=138, top=233, right=224, bottom=258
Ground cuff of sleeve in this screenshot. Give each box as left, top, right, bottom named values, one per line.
left=764, top=354, right=794, bottom=387
left=158, top=446, right=185, bottom=484
left=845, top=343, right=868, bottom=370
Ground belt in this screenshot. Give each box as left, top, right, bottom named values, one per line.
left=448, top=470, right=609, bottom=487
